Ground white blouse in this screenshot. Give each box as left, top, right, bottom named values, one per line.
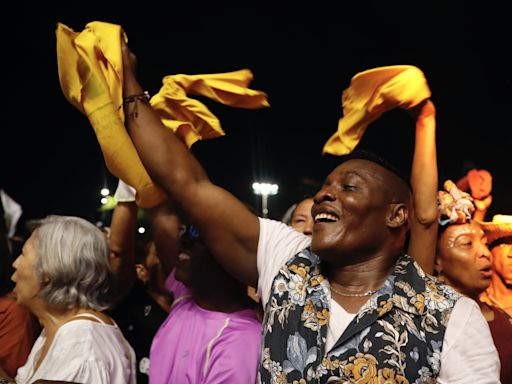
left=16, top=314, right=136, bottom=384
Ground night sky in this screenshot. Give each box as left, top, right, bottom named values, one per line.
left=2, top=4, right=511, bottom=236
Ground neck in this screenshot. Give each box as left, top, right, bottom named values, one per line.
left=327, top=253, right=396, bottom=293
left=487, top=273, right=512, bottom=307
left=32, top=304, right=88, bottom=338
left=478, top=301, right=495, bottom=321
left=193, top=278, right=254, bottom=313
left=147, top=287, right=173, bottom=313
left=465, top=290, right=481, bottom=302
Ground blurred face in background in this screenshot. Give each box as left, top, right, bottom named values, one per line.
left=136, top=241, right=167, bottom=288
left=491, top=242, right=512, bottom=285
left=174, top=225, right=214, bottom=289
left=290, top=198, right=314, bottom=236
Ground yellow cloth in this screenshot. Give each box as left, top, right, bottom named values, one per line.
left=323, top=65, right=431, bottom=156
left=57, top=21, right=164, bottom=208
left=152, top=69, right=269, bottom=147
left=56, top=21, right=269, bottom=208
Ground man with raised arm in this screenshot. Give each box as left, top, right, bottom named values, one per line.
left=120, top=40, right=499, bottom=383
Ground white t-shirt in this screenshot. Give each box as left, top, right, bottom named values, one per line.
left=16, top=314, right=136, bottom=384
left=256, top=218, right=501, bottom=384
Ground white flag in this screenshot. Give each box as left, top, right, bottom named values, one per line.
left=1, top=189, right=23, bottom=238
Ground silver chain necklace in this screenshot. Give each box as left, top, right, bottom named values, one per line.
left=329, top=284, right=378, bottom=297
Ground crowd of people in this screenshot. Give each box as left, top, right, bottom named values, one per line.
left=1, top=27, right=510, bottom=384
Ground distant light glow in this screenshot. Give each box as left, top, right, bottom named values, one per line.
left=100, top=197, right=108, bottom=205
left=100, top=188, right=110, bottom=196
left=252, top=182, right=279, bottom=196
left=252, top=181, right=279, bottom=218
left=138, top=226, right=146, bottom=234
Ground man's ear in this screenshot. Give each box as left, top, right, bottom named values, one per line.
left=135, top=263, right=148, bottom=283
left=434, top=254, right=443, bottom=276
left=386, top=203, right=408, bottom=228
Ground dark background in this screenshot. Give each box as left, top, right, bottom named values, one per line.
left=2, top=4, right=511, bottom=235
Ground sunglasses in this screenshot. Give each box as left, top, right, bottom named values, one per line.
left=179, top=225, right=200, bottom=240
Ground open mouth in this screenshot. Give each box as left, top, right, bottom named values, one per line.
left=480, top=266, right=493, bottom=278
left=314, top=212, right=339, bottom=223
left=178, top=252, right=191, bottom=262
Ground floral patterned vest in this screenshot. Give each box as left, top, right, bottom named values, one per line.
left=258, top=249, right=461, bottom=384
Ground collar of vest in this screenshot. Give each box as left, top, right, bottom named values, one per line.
left=378, top=253, right=458, bottom=317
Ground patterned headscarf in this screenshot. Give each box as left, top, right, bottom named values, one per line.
left=437, top=180, right=475, bottom=227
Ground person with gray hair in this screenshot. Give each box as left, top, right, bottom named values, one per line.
left=281, top=197, right=314, bottom=236
left=1, top=215, right=136, bottom=384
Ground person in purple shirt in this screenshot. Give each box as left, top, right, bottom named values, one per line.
left=149, top=223, right=262, bottom=383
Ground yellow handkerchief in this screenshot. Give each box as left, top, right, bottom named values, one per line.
left=152, top=69, right=269, bottom=147
left=57, top=21, right=269, bottom=208
left=323, top=65, right=431, bottom=156
left=57, top=21, right=166, bottom=208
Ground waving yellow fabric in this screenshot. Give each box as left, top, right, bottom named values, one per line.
left=323, top=65, right=431, bottom=156
left=153, top=69, right=269, bottom=147
left=56, top=21, right=269, bottom=207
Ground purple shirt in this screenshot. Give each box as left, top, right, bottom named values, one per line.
left=149, top=271, right=262, bottom=383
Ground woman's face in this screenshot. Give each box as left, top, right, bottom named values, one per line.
left=11, top=235, right=42, bottom=308
left=437, top=221, right=493, bottom=298
left=492, top=243, right=512, bottom=285
left=290, top=198, right=314, bottom=236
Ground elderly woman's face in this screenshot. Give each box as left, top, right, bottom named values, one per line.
left=290, top=198, right=314, bottom=236
left=11, top=235, right=42, bottom=307
left=437, top=221, right=493, bottom=298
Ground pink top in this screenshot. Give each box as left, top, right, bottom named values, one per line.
left=149, top=271, right=262, bottom=383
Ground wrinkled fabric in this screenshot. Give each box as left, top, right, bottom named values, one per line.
left=259, top=249, right=460, bottom=383
left=437, top=180, right=475, bottom=226
left=153, top=69, right=269, bottom=147
left=456, top=168, right=493, bottom=200
left=467, top=169, right=493, bottom=199
left=323, top=65, right=431, bottom=155
left=57, top=21, right=269, bottom=208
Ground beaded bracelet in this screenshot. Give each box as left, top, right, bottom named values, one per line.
left=124, top=91, right=150, bottom=105
left=122, top=91, right=150, bottom=118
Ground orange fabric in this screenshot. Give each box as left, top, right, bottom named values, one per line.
left=467, top=169, right=492, bottom=200
left=456, top=169, right=493, bottom=200
left=0, top=293, right=40, bottom=377
left=323, top=65, right=431, bottom=155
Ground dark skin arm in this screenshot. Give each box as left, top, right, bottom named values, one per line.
left=473, top=195, right=492, bottom=222
left=407, top=99, right=439, bottom=274
left=121, top=40, right=260, bottom=288
left=109, top=200, right=138, bottom=298
left=146, top=200, right=181, bottom=277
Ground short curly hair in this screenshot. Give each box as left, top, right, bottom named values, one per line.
left=32, top=215, right=115, bottom=310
